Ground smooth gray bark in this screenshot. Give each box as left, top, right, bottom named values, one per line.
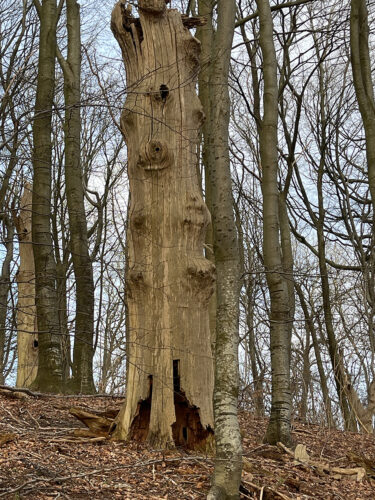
left=31, top=0, right=64, bottom=392
left=0, top=219, right=13, bottom=384
left=256, top=0, right=292, bottom=446
left=200, top=1, right=243, bottom=497
left=57, top=0, right=95, bottom=394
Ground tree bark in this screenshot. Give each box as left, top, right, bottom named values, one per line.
left=197, top=1, right=243, bottom=497
left=58, top=0, right=95, bottom=394
left=256, top=0, right=292, bottom=447
left=196, top=0, right=216, bottom=351
left=111, top=0, right=215, bottom=450
left=350, top=0, right=375, bottom=209
left=31, top=0, right=64, bottom=392
left=295, top=282, right=334, bottom=427
left=14, top=185, right=38, bottom=388
left=0, top=218, right=14, bottom=384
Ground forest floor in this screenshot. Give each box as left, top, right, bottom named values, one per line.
left=0, top=390, right=374, bottom=499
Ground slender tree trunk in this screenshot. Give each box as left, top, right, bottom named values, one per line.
left=315, top=63, right=356, bottom=431
left=196, top=0, right=216, bottom=350
left=297, top=320, right=311, bottom=423
left=58, top=0, right=95, bottom=393
left=295, top=283, right=334, bottom=427
left=245, top=280, right=265, bottom=417
left=350, top=0, right=375, bottom=208
left=56, top=261, right=71, bottom=382
left=14, top=185, right=38, bottom=387
left=111, top=0, right=215, bottom=450
left=200, top=1, right=243, bottom=497
left=0, top=219, right=14, bottom=384
left=256, top=0, right=292, bottom=447
left=31, top=0, right=63, bottom=392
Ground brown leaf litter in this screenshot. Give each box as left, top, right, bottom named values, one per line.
left=0, top=388, right=374, bottom=499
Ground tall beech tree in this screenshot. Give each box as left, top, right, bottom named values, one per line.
left=110, top=0, right=215, bottom=449
left=57, top=0, right=95, bottom=394
left=256, top=0, right=293, bottom=446
left=350, top=0, right=375, bottom=210
left=31, top=0, right=64, bottom=392
left=196, top=0, right=243, bottom=497
left=0, top=216, right=14, bottom=385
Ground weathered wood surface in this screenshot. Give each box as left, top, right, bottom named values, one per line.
left=14, top=184, right=38, bottom=388
left=69, top=407, right=113, bottom=436
left=111, top=0, right=215, bottom=448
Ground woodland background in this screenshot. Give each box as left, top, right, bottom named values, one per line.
left=1, top=0, right=375, bottom=497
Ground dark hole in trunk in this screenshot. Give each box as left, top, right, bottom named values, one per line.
left=173, top=359, right=180, bottom=392
left=182, top=426, right=188, bottom=441
left=130, top=372, right=213, bottom=449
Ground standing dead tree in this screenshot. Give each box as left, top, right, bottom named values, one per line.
left=14, top=184, right=38, bottom=388
left=110, top=0, right=215, bottom=449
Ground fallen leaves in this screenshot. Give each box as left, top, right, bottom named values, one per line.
left=0, top=396, right=375, bottom=498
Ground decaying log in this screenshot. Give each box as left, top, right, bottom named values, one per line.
left=347, top=451, right=375, bottom=478
left=0, top=388, right=29, bottom=400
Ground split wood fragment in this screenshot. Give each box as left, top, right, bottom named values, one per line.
left=69, top=407, right=113, bottom=437
left=0, top=433, right=17, bottom=446
left=277, top=442, right=367, bottom=481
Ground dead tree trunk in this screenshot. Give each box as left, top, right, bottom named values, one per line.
left=14, top=184, right=38, bottom=387
left=111, top=0, right=215, bottom=450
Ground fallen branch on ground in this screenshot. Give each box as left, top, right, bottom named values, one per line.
left=277, top=442, right=366, bottom=481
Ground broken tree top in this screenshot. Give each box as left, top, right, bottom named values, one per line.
left=119, top=0, right=206, bottom=28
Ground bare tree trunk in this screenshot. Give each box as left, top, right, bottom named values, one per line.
left=295, top=283, right=334, bottom=427
left=31, top=0, right=64, bottom=392
left=350, top=2, right=375, bottom=420
left=256, top=0, right=292, bottom=447
left=196, top=0, right=216, bottom=350
left=111, top=0, right=215, bottom=450
left=350, top=0, right=375, bottom=209
left=57, top=0, right=95, bottom=394
left=56, top=261, right=70, bottom=382
left=196, top=1, right=243, bottom=497
left=245, top=280, right=265, bottom=417
left=0, top=218, right=14, bottom=384
left=14, top=185, right=38, bottom=387
left=315, top=62, right=356, bottom=431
